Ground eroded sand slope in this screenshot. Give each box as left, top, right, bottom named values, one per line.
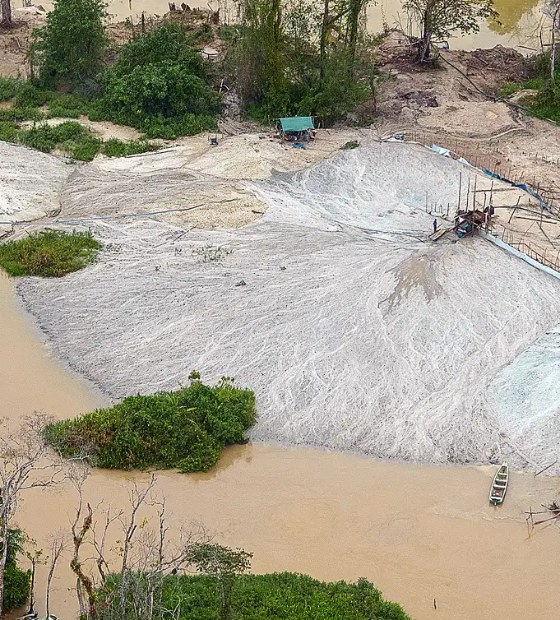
left=9, top=141, right=560, bottom=469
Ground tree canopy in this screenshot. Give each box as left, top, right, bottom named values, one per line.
left=33, top=0, right=108, bottom=87
left=404, top=0, right=498, bottom=61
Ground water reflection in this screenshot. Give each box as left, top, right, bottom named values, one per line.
left=490, top=0, right=541, bottom=34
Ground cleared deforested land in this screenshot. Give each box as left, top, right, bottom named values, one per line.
left=11, top=141, right=560, bottom=470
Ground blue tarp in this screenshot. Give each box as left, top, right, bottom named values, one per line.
left=484, top=169, right=549, bottom=211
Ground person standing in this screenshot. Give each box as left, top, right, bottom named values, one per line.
left=433, top=218, right=438, bottom=233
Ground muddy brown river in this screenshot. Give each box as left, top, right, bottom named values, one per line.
left=3, top=271, right=560, bottom=620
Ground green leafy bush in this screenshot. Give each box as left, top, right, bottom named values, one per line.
left=3, top=564, right=31, bottom=611
left=0, top=121, right=18, bottom=142
left=69, top=136, right=102, bottom=161
left=0, top=77, right=24, bottom=101
left=0, top=230, right=100, bottom=277
left=44, top=375, right=256, bottom=473
left=33, top=0, right=108, bottom=87
left=100, top=573, right=412, bottom=620
left=2, top=529, right=31, bottom=612
left=47, top=92, right=91, bottom=118
left=13, top=82, right=50, bottom=108
left=0, top=106, right=44, bottom=122
left=96, top=23, right=219, bottom=138
left=18, top=120, right=88, bottom=152
left=101, top=137, right=159, bottom=157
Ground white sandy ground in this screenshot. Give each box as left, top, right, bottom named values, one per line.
left=0, top=141, right=72, bottom=236
left=5, top=138, right=560, bottom=471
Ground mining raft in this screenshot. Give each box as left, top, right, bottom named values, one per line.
left=454, top=207, right=494, bottom=238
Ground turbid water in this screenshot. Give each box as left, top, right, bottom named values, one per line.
left=96, top=0, right=546, bottom=51
left=3, top=272, right=560, bottom=620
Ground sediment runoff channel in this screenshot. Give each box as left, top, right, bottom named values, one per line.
left=3, top=139, right=560, bottom=620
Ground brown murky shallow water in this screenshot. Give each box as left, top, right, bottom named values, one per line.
left=3, top=273, right=560, bottom=620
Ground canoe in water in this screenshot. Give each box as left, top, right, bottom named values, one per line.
left=489, top=463, right=509, bottom=505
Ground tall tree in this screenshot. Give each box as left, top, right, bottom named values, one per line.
left=543, top=1, right=560, bottom=80
left=0, top=0, right=12, bottom=29
left=33, top=0, right=108, bottom=87
left=403, top=0, right=498, bottom=62
left=185, top=543, right=252, bottom=620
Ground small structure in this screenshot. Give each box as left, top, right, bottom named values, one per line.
left=277, top=117, right=315, bottom=143
left=454, top=209, right=492, bottom=238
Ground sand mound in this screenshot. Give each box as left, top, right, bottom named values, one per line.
left=17, top=142, right=560, bottom=469
left=417, top=102, right=518, bottom=138
left=61, top=149, right=267, bottom=229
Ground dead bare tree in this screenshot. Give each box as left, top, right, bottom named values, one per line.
left=68, top=462, right=98, bottom=619
left=118, top=474, right=157, bottom=614
left=92, top=506, right=124, bottom=586
left=46, top=532, right=66, bottom=618
left=0, top=415, right=64, bottom=616
left=543, top=1, right=560, bottom=80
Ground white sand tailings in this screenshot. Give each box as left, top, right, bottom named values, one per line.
left=0, top=142, right=71, bottom=237
left=9, top=140, right=560, bottom=470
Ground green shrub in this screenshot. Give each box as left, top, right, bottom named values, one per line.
left=13, top=83, right=50, bottom=108
left=0, top=230, right=100, bottom=277
left=0, top=121, right=18, bottom=142
left=69, top=136, right=102, bottom=160
left=0, top=106, right=44, bottom=122
left=108, top=22, right=205, bottom=79
left=2, top=529, right=31, bottom=612
left=0, top=77, right=24, bottom=101
left=100, top=573, right=412, bottom=620
left=44, top=376, right=256, bottom=473
left=101, top=137, right=159, bottom=157
left=94, top=23, right=219, bottom=138
left=33, top=0, right=108, bottom=87
left=47, top=92, right=90, bottom=118
left=19, top=120, right=87, bottom=152
left=3, top=564, right=31, bottom=611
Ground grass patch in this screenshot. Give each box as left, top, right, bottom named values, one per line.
left=498, top=78, right=544, bottom=99
left=44, top=374, right=256, bottom=473
left=0, top=77, right=24, bottom=102
left=0, top=230, right=100, bottom=277
left=342, top=140, right=360, bottom=150
left=0, top=119, right=160, bottom=162
left=101, top=573, right=412, bottom=620
left=101, top=137, right=160, bottom=157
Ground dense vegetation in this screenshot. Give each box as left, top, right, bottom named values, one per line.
left=0, top=79, right=161, bottom=160
left=99, top=572, right=412, bottom=620
left=44, top=375, right=256, bottom=473
left=0, top=0, right=381, bottom=148
left=0, top=230, right=100, bottom=277
left=499, top=51, right=560, bottom=124
left=223, top=0, right=376, bottom=124
left=2, top=529, right=31, bottom=612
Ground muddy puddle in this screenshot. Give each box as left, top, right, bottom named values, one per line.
left=3, top=272, right=560, bottom=620
left=96, top=0, right=545, bottom=51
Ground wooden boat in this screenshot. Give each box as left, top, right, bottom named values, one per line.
left=489, top=463, right=509, bottom=505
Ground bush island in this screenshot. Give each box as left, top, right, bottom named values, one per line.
left=101, top=572, right=412, bottom=620
left=0, top=230, right=100, bottom=277
left=44, top=375, right=256, bottom=473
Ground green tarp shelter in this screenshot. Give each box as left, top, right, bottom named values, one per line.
left=279, top=117, right=315, bottom=132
